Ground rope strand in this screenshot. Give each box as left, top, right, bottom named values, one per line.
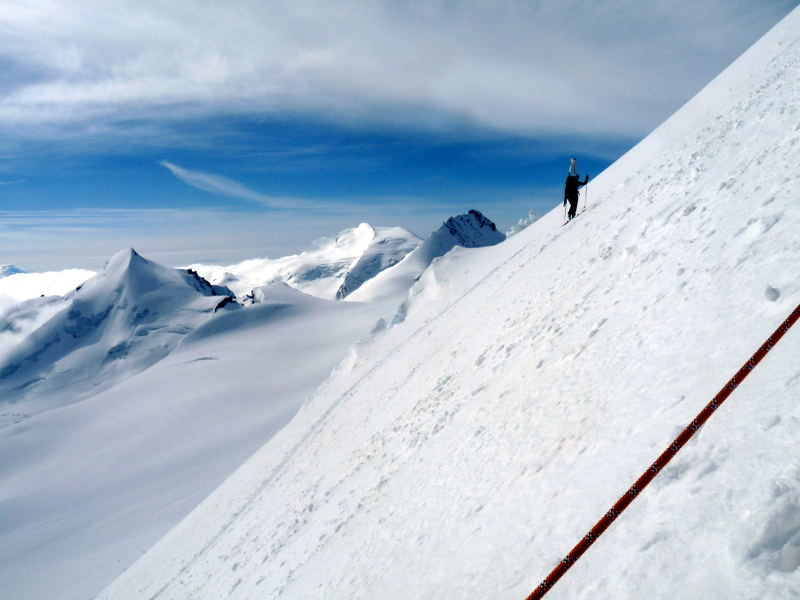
left=524, top=303, right=800, bottom=600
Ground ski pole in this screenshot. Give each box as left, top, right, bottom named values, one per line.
left=583, top=177, right=589, bottom=211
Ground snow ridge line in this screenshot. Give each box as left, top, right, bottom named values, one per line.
left=525, top=303, right=800, bottom=600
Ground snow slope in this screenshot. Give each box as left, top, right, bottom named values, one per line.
left=0, top=294, right=67, bottom=365
left=0, top=249, right=234, bottom=418
left=0, top=280, right=392, bottom=600
left=188, top=223, right=421, bottom=300
left=0, top=267, right=96, bottom=392
left=101, top=7, right=800, bottom=600
left=347, top=209, right=505, bottom=304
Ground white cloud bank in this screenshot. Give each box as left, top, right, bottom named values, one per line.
left=0, top=268, right=95, bottom=361
left=0, top=269, right=95, bottom=309
left=0, top=1, right=795, bottom=141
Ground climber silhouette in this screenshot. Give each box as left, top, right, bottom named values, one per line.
left=564, top=158, right=589, bottom=220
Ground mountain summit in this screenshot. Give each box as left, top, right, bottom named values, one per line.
left=347, top=209, right=505, bottom=304
left=188, top=223, right=421, bottom=301
left=335, top=225, right=424, bottom=299
left=438, top=209, right=504, bottom=247
left=0, top=248, right=234, bottom=413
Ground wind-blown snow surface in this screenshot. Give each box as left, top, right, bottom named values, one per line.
left=187, top=223, right=421, bottom=300
left=101, top=8, right=800, bottom=600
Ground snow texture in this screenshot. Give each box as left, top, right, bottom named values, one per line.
left=99, top=8, right=800, bottom=599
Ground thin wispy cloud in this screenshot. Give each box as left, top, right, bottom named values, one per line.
left=0, top=1, right=794, bottom=142
left=159, top=161, right=308, bottom=209
left=0, top=179, right=26, bottom=186
left=157, top=160, right=467, bottom=215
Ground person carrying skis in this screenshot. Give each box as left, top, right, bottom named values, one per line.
left=564, top=158, right=589, bottom=220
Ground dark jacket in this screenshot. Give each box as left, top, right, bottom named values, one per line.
left=564, top=174, right=588, bottom=202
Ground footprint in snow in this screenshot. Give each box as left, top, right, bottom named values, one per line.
left=746, top=496, right=800, bottom=573
left=765, top=286, right=781, bottom=302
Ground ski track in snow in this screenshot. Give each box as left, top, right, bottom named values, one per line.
left=100, top=8, right=800, bottom=600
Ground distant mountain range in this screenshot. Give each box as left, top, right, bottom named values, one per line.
left=0, top=210, right=506, bottom=600
left=187, top=223, right=423, bottom=301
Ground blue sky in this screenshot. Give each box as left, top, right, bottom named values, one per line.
left=1, top=1, right=797, bottom=269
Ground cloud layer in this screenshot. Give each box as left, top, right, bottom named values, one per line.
left=1, top=1, right=795, bottom=142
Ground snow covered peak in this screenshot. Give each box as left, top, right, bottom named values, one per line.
left=333, top=222, right=376, bottom=254
left=335, top=225, right=423, bottom=299
left=0, top=264, right=25, bottom=278
left=437, top=209, right=505, bottom=247
left=94, top=247, right=151, bottom=283
left=346, top=210, right=505, bottom=304
left=91, top=248, right=153, bottom=291
left=188, top=224, right=421, bottom=300
left=69, top=247, right=227, bottom=307
left=106, top=247, right=143, bottom=269
left=417, top=209, right=505, bottom=265
left=0, top=249, right=235, bottom=414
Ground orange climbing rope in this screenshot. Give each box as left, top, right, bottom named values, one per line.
left=525, top=303, right=800, bottom=600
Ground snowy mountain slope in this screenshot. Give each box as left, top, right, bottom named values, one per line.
left=100, top=8, right=800, bottom=600
left=189, top=223, right=421, bottom=300
left=346, top=209, right=505, bottom=304
left=0, top=281, right=392, bottom=600
left=0, top=294, right=67, bottom=364
left=0, top=249, right=233, bottom=419
left=335, top=226, right=423, bottom=299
